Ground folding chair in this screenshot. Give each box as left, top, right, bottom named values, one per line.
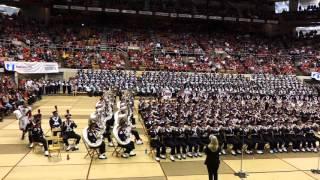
left=32, top=142, right=44, bottom=153
left=83, top=138, right=99, bottom=159
left=111, top=138, right=124, bottom=157
left=82, top=128, right=100, bottom=159
left=147, top=139, right=156, bottom=158
left=47, top=136, right=62, bottom=159
left=66, top=138, right=77, bottom=151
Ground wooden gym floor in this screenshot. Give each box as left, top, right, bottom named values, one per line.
left=0, top=96, right=319, bottom=180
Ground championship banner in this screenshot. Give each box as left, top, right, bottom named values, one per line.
left=311, top=72, right=320, bottom=81
left=4, top=61, right=59, bottom=74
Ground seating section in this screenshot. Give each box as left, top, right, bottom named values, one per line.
left=0, top=15, right=319, bottom=74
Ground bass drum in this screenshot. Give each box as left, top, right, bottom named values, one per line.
left=13, top=110, right=22, bottom=120
left=19, top=117, right=28, bottom=131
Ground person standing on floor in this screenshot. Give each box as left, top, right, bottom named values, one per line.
left=204, top=135, right=220, bottom=180
left=62, top=81, right=66, bottom=94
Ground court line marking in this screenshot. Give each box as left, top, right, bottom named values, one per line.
left=278, top=157, right=318, bottom=180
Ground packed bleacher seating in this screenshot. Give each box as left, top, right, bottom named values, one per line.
left=0, top=76, right=42, bottom=120
left=1, top=15, right=319, bottom=75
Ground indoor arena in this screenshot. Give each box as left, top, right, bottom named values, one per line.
left=0, top=1, right=320, bottom=180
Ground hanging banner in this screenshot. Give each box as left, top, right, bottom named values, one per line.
left=311, top=72, right=320, bottom=81
left=4, top=61, right=59, bottom=74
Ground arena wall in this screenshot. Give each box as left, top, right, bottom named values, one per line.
left=0, top=68, right=314, bottom=82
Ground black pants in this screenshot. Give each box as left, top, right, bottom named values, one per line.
left=199, top=137, right=210, bottom=152
left=296, top=135, right=306, bottom=148
left=164, top=138, right=176, bottom=155
left=226, top=136, right=240, bottom=151
left=98, top=141, right=106, bottom=154
left=263, top=135, right=277, bottom=149
left=131, top=130, right=141, bottom=141
left=252, top=136, right=265, bottom=150
left=306, top=135, right=317, bottom=148
left=131, top=116, right=136, bottom=125
left=207, top=164, right=219, bottom=180
left=274, top=135, right=285, bottom=148
left=63, top=132, right=81, bottom=146
left=121, top=141, right=135, bottom=153
left=103, top=119, right=115, bottom=142
left=176, top=138, right=187, bottom=154
left=150, top=139, right=165, bottom=157
left=33, top=137, right=48, bottom=151
left=216, top=135, right=225, bottom=151
left=285, top=135, right=299, bottom=149
left=28, top=131, right=33, bottom=144
left=188, top=137, right=200, bottom=153
left=239, top=136, right=254, bottom=150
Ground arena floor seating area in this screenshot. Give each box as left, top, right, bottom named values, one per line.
left=0, top=96, right=319, bottom=180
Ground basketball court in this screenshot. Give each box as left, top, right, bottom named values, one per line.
left=0, top=96, right=319, bottom=180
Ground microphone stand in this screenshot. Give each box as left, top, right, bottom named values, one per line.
left=234, top=131, right=248, bottom=178
left=311, top=150, right=320, bottom=174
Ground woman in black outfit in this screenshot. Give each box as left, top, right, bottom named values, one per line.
left=204, top=135, right=220, bottom=180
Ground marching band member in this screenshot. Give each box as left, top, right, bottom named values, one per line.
left=224, top=121, right=240, bottom=155
left=96, top=97, right=105, bottom=109
left=250, top=123, right=265, bottom=154
left=104, top=112, right=115, bottom=147
left=210, top=121, right=226, bottom=155
left=261, top=122, right=277, bottom=154
left=14, top=103, right=32, bottom=140
left=28, top=109, right=43, bottom=148
left=118, top=118, right=136, bottom=158
left=149, top=122, right=166, bottom=161
left=186, top=122, right=201, bottom=158
left=118, top=105, right=143, bottom=145
left=160, top=122, right=177, bottom=161
left=198, top=122, right=210, bottom=157
left=283, top=121, right=298, bottom=152
left=162, top=87, right=172, bottom=100
left=87, top=122, right=107, bottom=159
left=294, top=120, right=307, bottom=152
left=304, top=120, right=318, bottom=152
left=174, top=121, right=188, bottom=160
left=49, top=111, right=62, bottom=134
left=238, top=122, right=254, bottom=154
left=62, top=114, right=81, bottom=151
left=31, top=120, right=49, bottom=156
left=273, top=121, right=286, bottom=153
left=26, top=111, right=36, bottom=148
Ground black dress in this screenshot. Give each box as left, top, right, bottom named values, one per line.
left=204, top=147, right=220, bottom=180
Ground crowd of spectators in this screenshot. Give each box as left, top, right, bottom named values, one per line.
left=298, top=3, right=320, bottom=12
left=0, top=76, right=39, bottom=121
left=0, top=15, right=320, bottom=75
left=0, top=76, right=78, bottom=121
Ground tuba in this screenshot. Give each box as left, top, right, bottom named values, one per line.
left=112, top=98, right=132, bottom=146
left=113, top=116, right=131, bottom=146
left=82, top=127, right=103, bottom=148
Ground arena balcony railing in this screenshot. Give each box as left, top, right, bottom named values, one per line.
left=0, top=39, right=13, bottom=45
left=150, top=48, right=206, bottom=57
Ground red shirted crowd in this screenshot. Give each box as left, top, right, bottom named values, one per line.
left=0, top=15, right=319, bottom=75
